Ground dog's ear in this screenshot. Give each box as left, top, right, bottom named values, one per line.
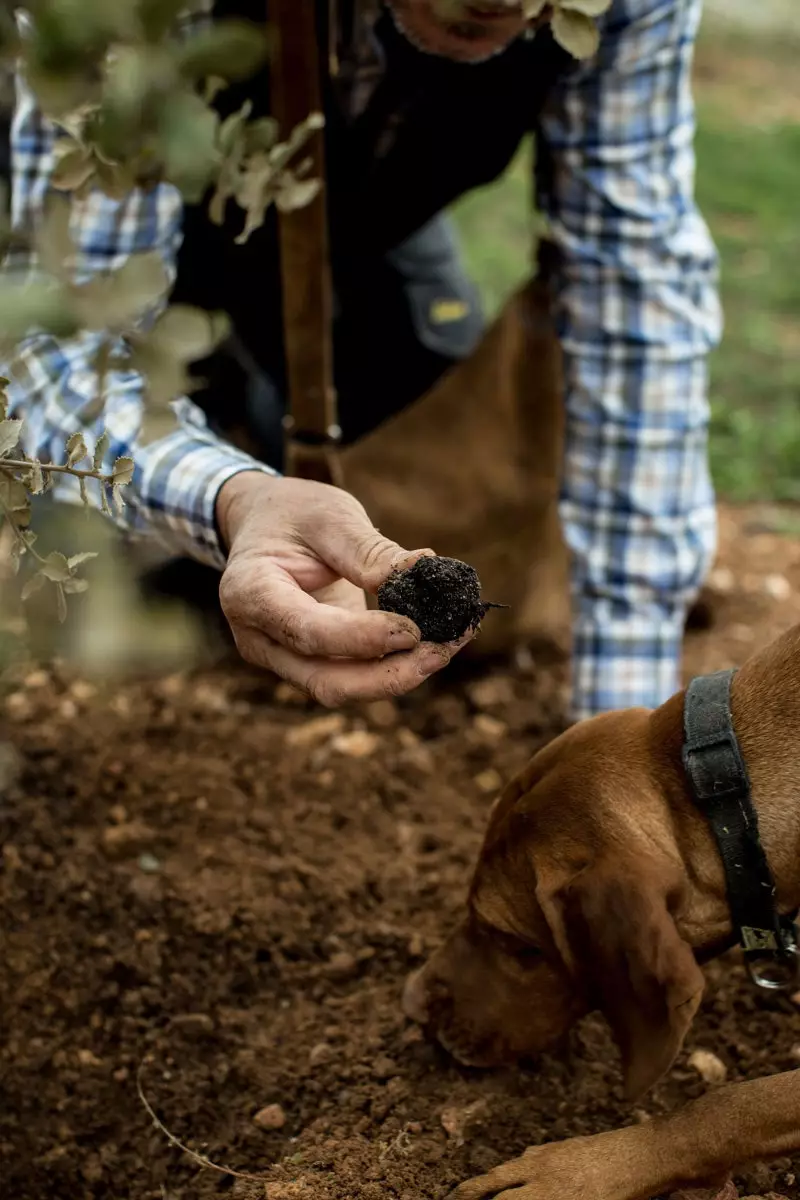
left=537, top=859, right=705, bottom=1101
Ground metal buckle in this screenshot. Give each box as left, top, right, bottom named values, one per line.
left=745, top=928, right=800, bottom=993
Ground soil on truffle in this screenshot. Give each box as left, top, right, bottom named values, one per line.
left=2, top=503, right=800, bottom=1200
left=378, top=557, right=493, bottom=644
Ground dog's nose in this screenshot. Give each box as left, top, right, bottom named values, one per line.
left=402, top=968, right=430, bottom=1025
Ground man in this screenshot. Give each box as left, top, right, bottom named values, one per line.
left=4, top=0, right=721, bottom=718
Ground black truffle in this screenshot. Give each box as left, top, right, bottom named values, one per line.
left=377, top=555, right=505, bottom=644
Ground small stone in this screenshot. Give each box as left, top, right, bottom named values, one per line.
left=284, top=715, right=345, bottom=750
left=23, top=669, right=49, bottom=689
left=326, top=951, right=358, bottom=981
left=58, top=699, right=78, bottom=721
left=113, top=1067, right=129, bottom=1082
left=69, top=680, right=97, bottom=702
left=764, top=573, right=792, bottom=601
left=397, top=727, right=420, bottom=749
left=471, top=714, right=508, bottom=743
left=474, top=768, right=503, bottom=794
left=372, top=1056, right=397, bottom=1080
left=687, top=1048, right=727, bottom=1085
left=789, top=1043, right=800, bottom=1062
left=274, top=681, right=308, bottom=706
left=331, top=730, right=380, bottom=759
left=109, top=804, right=127, bottom=824
left=440, top=1099, right=488, bottom=1146
left=309, top=1042, right=334, bottom=1068
left=77, top=1049, right=103, bottom=1068
left=101, top=821, right=157, bottom=856
left=401, top=1025, right=424, bottom=1047
left=466, top=676, right=515, bottom=710
left=253, top=1104, right=286, bottom=1131
left=6, top=692, right=33, bottom=721
left=407, top=1122, right=423, bottom=1135
left=170, top=1013, right=214, bottom=1037
left=408, top=933, right=425, bottom=958
left=364, top=699, right=399, bottom=729
left=707, top=566, right=735, bottom=594
left=138, top=852, right=161, bottom=875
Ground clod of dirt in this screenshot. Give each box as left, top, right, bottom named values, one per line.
left=377, top=556, right=506, bottom=644
left=253, top=1104, right=286, bottom=1130
left=440, top=1099, right=489, bottom=1146
left=688, top=1048, right=727, bottom=1084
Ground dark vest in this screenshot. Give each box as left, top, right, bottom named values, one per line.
left=171, top=1, right=573, bottom=464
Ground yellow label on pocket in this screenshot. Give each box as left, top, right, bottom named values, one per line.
left=430, top=298, right=470, bottom=324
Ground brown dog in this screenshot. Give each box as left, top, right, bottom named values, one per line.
left=403, top=623, right=800, bottom=1200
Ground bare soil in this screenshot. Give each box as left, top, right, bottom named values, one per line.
left=3, top=503, right=800, bottom=1200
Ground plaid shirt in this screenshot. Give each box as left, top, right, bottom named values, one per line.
left=4, top=0, right=720, bottom=720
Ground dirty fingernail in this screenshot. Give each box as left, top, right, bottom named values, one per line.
left=389, top=627, right=419, bottom=651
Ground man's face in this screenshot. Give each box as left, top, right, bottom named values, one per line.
left=387, top=0, right=539, bottom=63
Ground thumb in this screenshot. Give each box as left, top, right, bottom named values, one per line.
left=314, top=503, right=434, bottom=595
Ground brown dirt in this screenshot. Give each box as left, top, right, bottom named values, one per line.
left=3, top=502, right=800, bottom=1200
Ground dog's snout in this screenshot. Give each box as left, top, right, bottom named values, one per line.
left=402, top=967, right=431, bottom=1025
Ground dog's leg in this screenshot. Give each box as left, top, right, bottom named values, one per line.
left=449, top=1071, right=800, bottom=1200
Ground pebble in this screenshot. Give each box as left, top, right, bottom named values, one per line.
left=471, top=713, right=508, bottom=743
left=687, top=1048, right=727, bottom=1084
left=326, top=951, right=358, bottom=981
left=764, top=573, right=792, bottom=601
left=372, top=1055, right=397, bottom=1080
left=309, top=1042, right=334, bottom=1068
left=101, top=821, right=156, bottom=855
left=789, top=1043, right=800, bottom=1062
left=170, top=1013, right=214, bottom=1037
left=274, top=682, right=308, bottom=706
left=474, top=768, right=503, bottom=794
left=77, top=1049, right=103, bottom=1068
left=284, top=715, right=345, bottom=750
left=253, top=1103, right=286, bottom=1131
left=364, top=699, right=399, bottom=729
left=466, top=676, right=515, bottom=710
left=138, top=853, right=161, bottom=875
left=707, top=566, right=735, bottom=594
left=331, top=730, right=380, bottom=759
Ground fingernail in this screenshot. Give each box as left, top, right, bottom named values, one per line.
left=419, top=646, right=449, bottom=675
left=389, top=627, right=419, bottom=651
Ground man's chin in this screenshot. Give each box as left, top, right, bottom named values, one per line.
left=387, top=0, right=525, bottom=62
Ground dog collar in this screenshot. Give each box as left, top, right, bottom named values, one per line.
left=682, top=667, right=799, bottom=991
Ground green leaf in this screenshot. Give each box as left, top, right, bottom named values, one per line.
left=73, top=251, right=169, bottom=331
left=65, top=431, right=88, bottom=466
left=0, top=477, right=32, bottom=524
left=176, top=20, right=269, bottom=84
left=20, top=572, right=46, bottom=602
left=93, top=430, right=110, bottom=471
left=0, top=419, right=23, bottom=457
left=559, top=0, right=611, bottom=16
left=39, top=550, right=72, bottom=583
left=51, top=142, right=95, bottom=192
left=63, top=576, right=90, bottom=594
left=157, top=89, right=220, bottom=203
left=521, top=0, right=548, bottom=17
left=149, top=305, right=230, bottom=363
left=112, top=456, right=135, bottom=487
left=67, top=552, right=98, bottom=569
left=0, top=282, right=80, bottom=341
left=550, top=7, right=600, bottom=58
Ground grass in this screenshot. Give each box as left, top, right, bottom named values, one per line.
left=449, top=22, right=800, bottom=503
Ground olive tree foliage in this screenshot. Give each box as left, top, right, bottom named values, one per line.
left=0, top=0, right=323, bottom=619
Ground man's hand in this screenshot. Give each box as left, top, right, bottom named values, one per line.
left=216, top=471, right=472, bottom=705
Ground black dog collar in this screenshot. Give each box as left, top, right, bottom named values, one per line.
left=682, top=668, right=799, bottom=991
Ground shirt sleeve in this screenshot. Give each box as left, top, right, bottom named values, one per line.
left=3, top=60, right=275, bottom=571
left=537, top=0, right=722, bottom=720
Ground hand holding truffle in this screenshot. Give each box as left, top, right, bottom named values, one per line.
left=215, top=473, right=479, bottom=705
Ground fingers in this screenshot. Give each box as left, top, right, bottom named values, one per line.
left=221, top=566, right=421, bottom=660
left=231, top=627, right=470, bottom=707
left=449, top=1158, right=531, bottom=1200
left=314, top=511, right=436, bottom=594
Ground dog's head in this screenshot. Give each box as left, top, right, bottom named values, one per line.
left=403, top=709, right=706, bottom=1100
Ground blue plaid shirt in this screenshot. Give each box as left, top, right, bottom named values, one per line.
left=4, top=0, right=721, bottom=720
